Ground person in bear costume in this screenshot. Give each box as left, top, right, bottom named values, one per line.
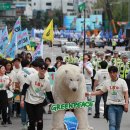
left=52, top=64, right=92, bottom=130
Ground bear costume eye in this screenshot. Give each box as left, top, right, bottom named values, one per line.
left=70, top=79, right=73, bottom=81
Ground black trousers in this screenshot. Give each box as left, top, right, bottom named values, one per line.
left=26, top=102, right=44, bottom=130
left=0, top=90, right=8, bottom=123
left=95, top=92, right=107, bottom=116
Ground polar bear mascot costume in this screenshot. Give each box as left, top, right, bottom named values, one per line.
left=52, top=64, right=92, bottom=130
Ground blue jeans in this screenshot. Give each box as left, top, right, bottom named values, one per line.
left=21, top=102, right=28, bottom=125
left=86, top=84, right=92, bottom=112
left=108, top=105, right=124, bottom=130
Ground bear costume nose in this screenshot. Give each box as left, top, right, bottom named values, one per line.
left=72, top=88, right=77, bottom=92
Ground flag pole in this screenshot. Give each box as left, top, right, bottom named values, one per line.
left=83, top=6, right=86, bottom=74
left=51, top=39, right=54, bottom=64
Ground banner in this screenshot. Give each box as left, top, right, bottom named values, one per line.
left=0, top=30, right=2, bottom=37
left=43, top=19, right=54, bottom=42
left=90, top=15, right=102, bottom=30
left=109, top=29, right=113, bottom=39
left=17, top=28, right=30, bottom=49
left=6, top=33, right=17, bottom=59
left=100, top=30, right=105, bottom=38
left=118, top=29, right=123, bottom=39
left=31, top=28, right=35, bottom=38
left=51, top=101, right=94, bottom=112
left=64, top=16, right=77, bottom=30
left=0, top=26, right=9, bottom=54
left=33, top=39, right=43, bottom=60
left=13, top=16, right=21, bottom=34
left=8, top=31, right=13, bottom=42
left=76, top=18, right=91, bottom=32
left=64, top=111, right=78, bottom=130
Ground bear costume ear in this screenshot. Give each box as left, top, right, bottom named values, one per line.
left=65, top=70, right=68, bottom=74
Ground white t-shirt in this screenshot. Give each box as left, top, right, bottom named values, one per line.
left=79, top=61, right=93, bottom=84
left=25, top=73, right=51, bottom=104
left=6, top=71, right=16, bottom=91
left=12, top=67, right=22, bottom=84
left=94, top=69, right=110, bottom=89
left=0, top=75, right=10, bottom=90
left=15, top=67, right=38, bottom=91
left=101, top=78, right=128, bottom=105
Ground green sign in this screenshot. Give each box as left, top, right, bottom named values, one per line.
left=78, top=3, right=86, bottom=13
left=0, top=3, right=11, bottom=10
left=51, top=101, right=94, bottom=112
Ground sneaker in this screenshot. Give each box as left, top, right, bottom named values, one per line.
left=22, top=124, right=27, bottom=130
left=48, top=110, right=52, bottom=114
left=88, top=110, right=92, bottom=115
left=1, top=121, right=7, bottom=127
left=93, top=115, right=100, bottom=118
left=8, top=120, right=12, bottom=124
left=88, top=112, right=92, bottom=115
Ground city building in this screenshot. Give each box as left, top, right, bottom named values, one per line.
left=31, top=0, right=74, bottom=15
left=13, top=0, right=32, bottom=17
left=13, top=0, right=74, bottom=18
left=0, top=0, right=16, bottom=28
left=73, top=0, right=97, bottom=17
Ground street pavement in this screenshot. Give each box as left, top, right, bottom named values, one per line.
left=0, top=44, right=129, bottom=130
left=42, top=44, right=126, bottom=64
left=0, top=101, right=130, bottom=130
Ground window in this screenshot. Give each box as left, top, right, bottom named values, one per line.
left=67, top=9, right=74, bottom=12
left=46, top=3, right=51, bottom=6
left=67, top=3, right=73, bottom=6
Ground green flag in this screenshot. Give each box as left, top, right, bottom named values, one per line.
left=78, top=2, right=86, bottom=13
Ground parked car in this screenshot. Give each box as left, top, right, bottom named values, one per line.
left=61, top=42, right=80, bottom=53
left=53, top=38, right=68, bottom=47
left=89, top=38, right=105, bottom=48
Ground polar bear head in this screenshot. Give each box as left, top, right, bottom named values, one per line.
left=63, top=69, right=83, bottom=92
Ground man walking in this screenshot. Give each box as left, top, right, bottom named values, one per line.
left=85, top=66, right=129, bottom=130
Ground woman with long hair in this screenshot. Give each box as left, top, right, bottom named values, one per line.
left=0, top=64, right=11, bottom=126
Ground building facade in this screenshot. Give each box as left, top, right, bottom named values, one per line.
left=0, top=0, right=16, bottom=28
left=13, top=0, right=74, bottom=17
left=31, top=0, right=74, bottom=15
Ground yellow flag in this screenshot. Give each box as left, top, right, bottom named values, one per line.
left=8, top=31, right=13, bottom=42
left=43, top=19, right=54, bottom=42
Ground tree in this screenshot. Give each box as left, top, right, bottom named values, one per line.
left=93, top=0, right=128, bottom=31
left=94, top=0, right=128, bottom=22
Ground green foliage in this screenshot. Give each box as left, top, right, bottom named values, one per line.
left=5, top=9, right=63, bottom=30
left=94, top=0, right=128, bottom=22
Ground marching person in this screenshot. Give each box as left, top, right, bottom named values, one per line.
left=12, top=58, right=22, bottom=118
left=79, top=53, right=93, bottom=115
left=85, top=66, right=129, bottom=130
left=93, top=61, right=110, bottom=118
left=0, top=64, right=11, bottom=126
left=20, top=62, right=54, bottom=130
left=5, top=60, right=15, bottom=124
left=111, top=51, right=121, bottom=66
left=118, top=54, right=130, bottom=80
left=15, top=59, right=37, bottom=129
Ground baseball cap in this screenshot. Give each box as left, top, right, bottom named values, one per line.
left=121, top=53, right=128, bottom=58
left=113, top=51, right=118, bottom=54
